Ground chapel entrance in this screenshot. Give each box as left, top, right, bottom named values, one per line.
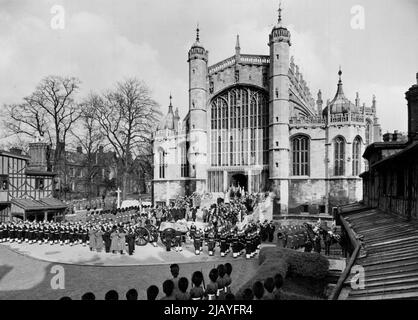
left=229, top=173, right=248, bottom=192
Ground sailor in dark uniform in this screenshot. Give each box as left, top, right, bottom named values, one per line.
left=69, top=226, right=75, bottom=246
left=27, top=225, right=33, bottom=244
left=220, top=231, right=227, bottom=257
left=22, top=224, right=28, bottom=243
left=268, top=221, right=275, bottom=242
left=17, top=223, right=23, bottom=243
left=53, top=226, right=59, bottom=244
left=207, top=230, right=216, bottom=256
left=82, top=227, right=88, bottom=246
left=231, top=231, right=240, bottom=258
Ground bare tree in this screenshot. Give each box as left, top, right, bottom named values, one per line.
left=95, top=78, right=161, bottom=200
left=70, top=93, right=105, bottom=203
left=3, top=75, right=82, bottom=166
left=3, top=98, right=51, bottom=143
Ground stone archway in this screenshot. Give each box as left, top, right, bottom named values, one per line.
left=230, top=173, right=248, bottom=191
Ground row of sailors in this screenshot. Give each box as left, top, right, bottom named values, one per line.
left=0, top=222, right=91, bottom=245
left=191, top=226, right=261, bottom=259
left=0, top=217, right=139, bottom=244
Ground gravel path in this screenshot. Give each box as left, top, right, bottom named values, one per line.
left=0, top=245, right=260, bottom=300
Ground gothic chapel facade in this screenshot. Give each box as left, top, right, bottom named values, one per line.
left=152, top=8, right=381, bottom=216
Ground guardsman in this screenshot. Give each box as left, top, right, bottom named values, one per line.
left=207, top=230, right=216, bottom=256
left=193, top=229, right=201, bottom=255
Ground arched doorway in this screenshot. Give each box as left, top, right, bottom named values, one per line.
left=230, top=173, right=248, bottom=191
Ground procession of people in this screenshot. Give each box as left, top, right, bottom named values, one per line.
left=0, top=207, right=147, bottom=255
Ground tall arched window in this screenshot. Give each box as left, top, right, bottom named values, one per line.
left=180, top=144, right=189, bottom=178
left=291, top=135, right=310, bottom=176
left=365, top=120, right=372, bottom=145
left=334, top=137, right=345, bottom=176
left=210, top=86, right=268, bottom=167
left=352, top=137, right=361, bottom=176
left=159, top=150, right=165, bottom=179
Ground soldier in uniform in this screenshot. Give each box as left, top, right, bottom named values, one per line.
left=219, top=231, right=227, bottom=257
left=53, top=226, right=59, bottom=244
left=174, top=230, right=182, bottom=252
left=126, top=227, right=136, bottom=255
left=193, top=229, right=201, bottom=255
left=207, top=229, right=216, bottom=256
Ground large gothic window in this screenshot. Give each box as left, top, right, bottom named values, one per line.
left=352, top=137, right=361, bottom=176
left=159, top=150, right=166, bottom=179
left=210, top=86, right=268, bottom=167
left=291, top=135, right=310, bottom=176
left=334, top=137, right=345, bottom=176
left=180, top=144, right=189, bottom=178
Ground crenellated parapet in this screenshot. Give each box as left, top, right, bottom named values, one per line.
left=289, top=112, right=367, bottom=128
left=208, top=54, right=270, bottom=76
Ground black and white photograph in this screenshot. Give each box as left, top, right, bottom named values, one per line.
left=0, top=0, right=417, bottom=308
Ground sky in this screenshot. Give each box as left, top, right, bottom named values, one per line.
left=0, top=0, right=417, bottom=145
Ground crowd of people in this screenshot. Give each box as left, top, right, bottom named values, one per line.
left=59, top=263, right=285, bottom=300
left=0, top=207, right=150, bottom=255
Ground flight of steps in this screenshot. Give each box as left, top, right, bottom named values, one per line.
left=342, top=208, right=418, bottom=300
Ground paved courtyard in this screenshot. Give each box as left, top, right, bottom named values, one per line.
left=0, top=241, right=263, bottom=300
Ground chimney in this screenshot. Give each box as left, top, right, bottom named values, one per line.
left=405, top=73, right=418, bottom=142
left=28, top=141, right=49, bottom=171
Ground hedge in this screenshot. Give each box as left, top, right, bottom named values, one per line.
left=236, top=247, right=329, bottom=299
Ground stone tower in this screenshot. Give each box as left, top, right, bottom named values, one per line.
left=405, top=73, right=418, bottom=142
left=187, top=26, right=208, bottom=192
left=268, top=6, right=291, bottom=214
